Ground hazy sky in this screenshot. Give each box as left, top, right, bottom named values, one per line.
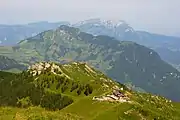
left=1, top=0, right=180, bottom=36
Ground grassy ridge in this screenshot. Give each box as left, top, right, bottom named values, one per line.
left=0, top=107, right=82, bottom=120
left=1, top=26, right=180, bottom=101
left=1, top=62, right=180, bottom=119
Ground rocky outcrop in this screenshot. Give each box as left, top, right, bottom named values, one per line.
left=28, top=62, right=62, bottom=76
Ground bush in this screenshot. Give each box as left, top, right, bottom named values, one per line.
left=70, top=83, right=79, bottom=92
left=77, top=89, right=82, bottom=95
left=47, top=83, right=50, bottom=88
left=139, top=109, right=149, bottom=116
left=84, top=84, right=93, bottom=96
left=84, top=89, right=89, bottom=96
left=17, top=96, right=32, bottom=108
left=58, top=78, right=64, bottom=84
left=61, top=85, right=68, bottom=93
left=77, top=85, right=84, bottom=95
left=56, top=83, right=61, bottom=90
left=40, top=93, right=73, bottom=110
left=54, top=68, right=59, bottom=73
left=29, top=85, right=44, bottom=106
left=64, top=79, right=70, bottom=85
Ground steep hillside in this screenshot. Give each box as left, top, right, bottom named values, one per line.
left=0, top=62, right=122, bottom=109
left=1, top=19, right=180, bottom=68
left=154, top=47, right=180, bottom=67
left=0, top=25, right=180, bottom=101
left=1, top=62, right=180, bottom=120
left=74, top=18, right=180, bottom=67
left=0, top=55, right=25, bottom=72
left=0, top=21, right=69, bottom=45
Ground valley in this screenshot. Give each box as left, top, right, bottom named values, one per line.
left=0, top=19, right=180, bottom=120
left=0, top=25, right=180, bottom=101
left=1, top=19, right=180, bottom=71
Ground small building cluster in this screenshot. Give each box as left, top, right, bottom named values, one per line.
left=93, top=88, right=130, bottom=103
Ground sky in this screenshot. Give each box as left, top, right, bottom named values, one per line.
left=1, top=0, right=180, bottom=36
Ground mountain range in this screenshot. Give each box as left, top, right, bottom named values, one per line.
left=0, top=25, right=180, bottom=101
left=0, top=21, right=70, bottom=46
left=0, top=19, right=180, bottom=70
left=73, top=19, right=180, bottom=68
left=1, top=19, right=180, bottom=119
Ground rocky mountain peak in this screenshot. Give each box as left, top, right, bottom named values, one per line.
left=28, top=62, right=62, bottom=76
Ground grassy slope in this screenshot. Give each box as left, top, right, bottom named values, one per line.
left=0, top=107, right=82, bottom=120
left=1, top=62, right=180, bottom=120
left=1, top=26, right=180, bottom=102
left=1, top=99, right=180, bottom=120
left=61, top=93, right=180, bottom=120
left=0, top=62, right=122, bottom=119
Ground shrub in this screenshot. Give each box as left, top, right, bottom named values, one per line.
left=70, top=83, right=79, bottom=92
left=17, top=96, right=32, bottom=108
left=56, top=83, right=61, bottom=90
left=54, top=68, right=59, bottom=73
left=40, top=93, right=73, bottom=110
left=77, top=85, right=85, bottom=95
left=47, top=83, right=50, bottom=88
left=84, top=84, right=93, bottom=96
left=77, top=89, right=82, bottom=95
left=29, top=85, right=44, bottom=106
left=61, top=85, right=68, bottom=93
left=58, top=78, right=64, bottom=84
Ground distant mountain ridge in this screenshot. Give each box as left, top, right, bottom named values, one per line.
left=0, top=21, right=70, bottom=46
left=74, top=18, right=180, bottom=68
left=1, top=25, right=180, bottom=101
left=1, top=19, right=180, bottom=69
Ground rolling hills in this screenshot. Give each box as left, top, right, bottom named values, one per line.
left=1, top=62, right=180, bottom=120
left=0, top=25, right=180, bottom=101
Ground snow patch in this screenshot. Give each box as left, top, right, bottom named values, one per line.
left=75, top=18, right=127, bottom=28
left=125, top=28, right=134, bottom=32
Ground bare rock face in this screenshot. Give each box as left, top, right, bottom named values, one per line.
left=28, top=62, right=61, bottom=76
left=28, top=62, right=72, bottom=80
